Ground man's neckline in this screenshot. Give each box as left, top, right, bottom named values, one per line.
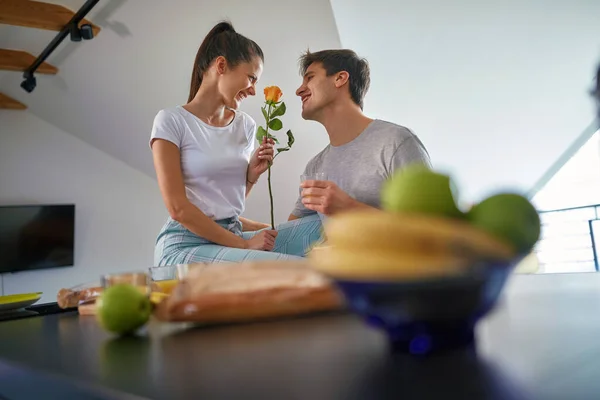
left=329, top=119, right=379, bottom=149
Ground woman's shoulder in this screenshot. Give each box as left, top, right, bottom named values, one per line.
left=150, top=107, right=187, bottom=146
left=152, top=107, right=187, bottom=133
left=154, top=106, right=185, bottom=123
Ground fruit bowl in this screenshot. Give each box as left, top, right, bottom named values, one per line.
left=308, top=208, right=533, bottom=356
left=329, top=256, right=523, bottom=356
left=309, top=165, right=540, bottom=355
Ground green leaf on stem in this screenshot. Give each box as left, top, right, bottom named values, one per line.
left=286, top=130, right=295, bottom=147
left=269, top=118, right=283, bottom=131
left=257, top=126, right=267, bottom=142
left=270, top=102, right=286, bottom=118
left=276, top=147, right=290, bottom=153
left=261, top=107, right=268, bottom=122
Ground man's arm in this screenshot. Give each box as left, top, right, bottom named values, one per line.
left=389, top=135, right=432, bottom=172
left=289, top=187, right=317, bottom=221
left=288, top=162, right=318, bottom=220
left=344, top=198, right=378, bottom=212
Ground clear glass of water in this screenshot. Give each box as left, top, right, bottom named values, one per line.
left=100, top=271, right=150, bottom=294
left=148, top=264, right=205, bottom=281
left=301, top=172, right=328, bottom=182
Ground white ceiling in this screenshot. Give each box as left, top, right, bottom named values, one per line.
left=1, top=0, right=599, bottom=213
left=330, top=0, right=600, bottom=201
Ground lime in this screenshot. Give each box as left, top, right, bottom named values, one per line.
left=96, top=284, right=152, bottom=335
left=467, top=193, right=541, bottom=254
left=381, top=163, right=464, bottom=219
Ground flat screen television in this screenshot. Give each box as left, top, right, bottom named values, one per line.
left=0, top=204, right=75, bottom=274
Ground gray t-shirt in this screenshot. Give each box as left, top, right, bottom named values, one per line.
left=291, top=119, right=431, bottom=219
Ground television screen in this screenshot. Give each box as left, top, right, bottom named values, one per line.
left=0, top=204, right=75, bottom=273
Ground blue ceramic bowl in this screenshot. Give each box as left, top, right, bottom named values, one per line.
left=330, top=257, right=523, bottom=356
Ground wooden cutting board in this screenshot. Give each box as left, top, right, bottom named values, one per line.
left=78, top=303, right=97, bottom=316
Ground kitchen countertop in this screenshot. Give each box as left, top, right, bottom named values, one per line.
left=1, top=272, right=600, bottom=399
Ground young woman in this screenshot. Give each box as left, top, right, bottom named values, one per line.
left=150, top=21, right=321, bottom=266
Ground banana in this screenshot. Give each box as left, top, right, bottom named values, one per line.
left=322, top=209, right=515, bottom=261
left=307, top=209, right=516, bottom=282
left=309, top=246, right=471, bottom=281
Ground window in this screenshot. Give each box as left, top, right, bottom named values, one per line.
left=531, top=129, right=600, bottom=273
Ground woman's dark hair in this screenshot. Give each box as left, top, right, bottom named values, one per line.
left=188, top=21, right=264, bottom=102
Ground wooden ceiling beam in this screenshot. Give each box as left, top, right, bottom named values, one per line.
left=0, top=49, right=58, bottom=74
left=0, top=0, right=101, bottom=36
left=0, top=92, right=26, bottom=110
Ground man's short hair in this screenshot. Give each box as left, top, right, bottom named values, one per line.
left=299, top=49, right=370, bottom=109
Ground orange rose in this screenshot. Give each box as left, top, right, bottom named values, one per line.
left=264, top=86, right=283, bottom=104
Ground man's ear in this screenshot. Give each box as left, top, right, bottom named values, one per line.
left=334, top=71, right=350, bottom=88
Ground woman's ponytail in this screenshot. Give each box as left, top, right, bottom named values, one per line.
left=187, top=21, right=263, bottom=102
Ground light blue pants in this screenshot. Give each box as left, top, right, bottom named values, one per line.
left=153, top=214, right=323, bottom=266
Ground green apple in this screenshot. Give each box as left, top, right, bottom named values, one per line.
left=381, top=163, right=464, bottom=219
left=467, top=193, right=541, bottom=254
left=96, top=284, right=152, bottom=335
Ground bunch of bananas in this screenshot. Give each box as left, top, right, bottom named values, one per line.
left=309, top=209, right=516, bottom=281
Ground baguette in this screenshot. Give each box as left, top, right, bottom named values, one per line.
left=77, top=301, right=97, bottom=316
left=57, top=286, right=103, bottom=309
left=57, top=272, right=147, bottom=309
left=154, top=260, right=344, bottom=324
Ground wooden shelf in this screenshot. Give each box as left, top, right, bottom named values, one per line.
left=0, top=92, right=26, bottom=110
left=0, top=0, right=101, bottom=36
left=0, top=49, right=58, bottom=74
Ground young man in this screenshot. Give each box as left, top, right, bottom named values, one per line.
left=289, top=49, right=431, bottom=221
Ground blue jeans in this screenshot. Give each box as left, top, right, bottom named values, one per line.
left=153, top=214, right=323, bottom=266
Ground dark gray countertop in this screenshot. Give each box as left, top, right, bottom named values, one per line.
left=1, top=272, right=600, bottom=399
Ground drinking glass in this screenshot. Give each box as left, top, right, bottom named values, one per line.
left=148, top=263, right=208, bottom=281
left=100, top=271, right=150, bottom=294
left=301, top=172, right=328, bottom=182
left=148, top=265, right=178, bottom=282
left=148, top=264, right=196, bottom=294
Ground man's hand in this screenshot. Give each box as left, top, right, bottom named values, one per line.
left=300, top=180, right=367, bottom=216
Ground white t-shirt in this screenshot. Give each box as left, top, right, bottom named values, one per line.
left=150, top=106, right=257, bottom=220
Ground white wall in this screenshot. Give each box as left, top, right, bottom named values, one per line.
left=0, top=111, right=167, bottom=303
left=330, top=0, right=600, bottom=203
left=0, top=0, right=342, bottom=225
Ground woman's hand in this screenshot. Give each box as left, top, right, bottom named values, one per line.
left=239, top=217, right=271, bottom=231
left=245, top=230, right=278, bottom=251
left=247, top=137, right=275, bottom=184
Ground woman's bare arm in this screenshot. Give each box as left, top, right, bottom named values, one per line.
left=245, top=179, right=254, bottom=197
left=239, top=216, right=270, bottom=231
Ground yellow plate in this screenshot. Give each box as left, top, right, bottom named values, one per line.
left=0, top=292, right=43, bottom=312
